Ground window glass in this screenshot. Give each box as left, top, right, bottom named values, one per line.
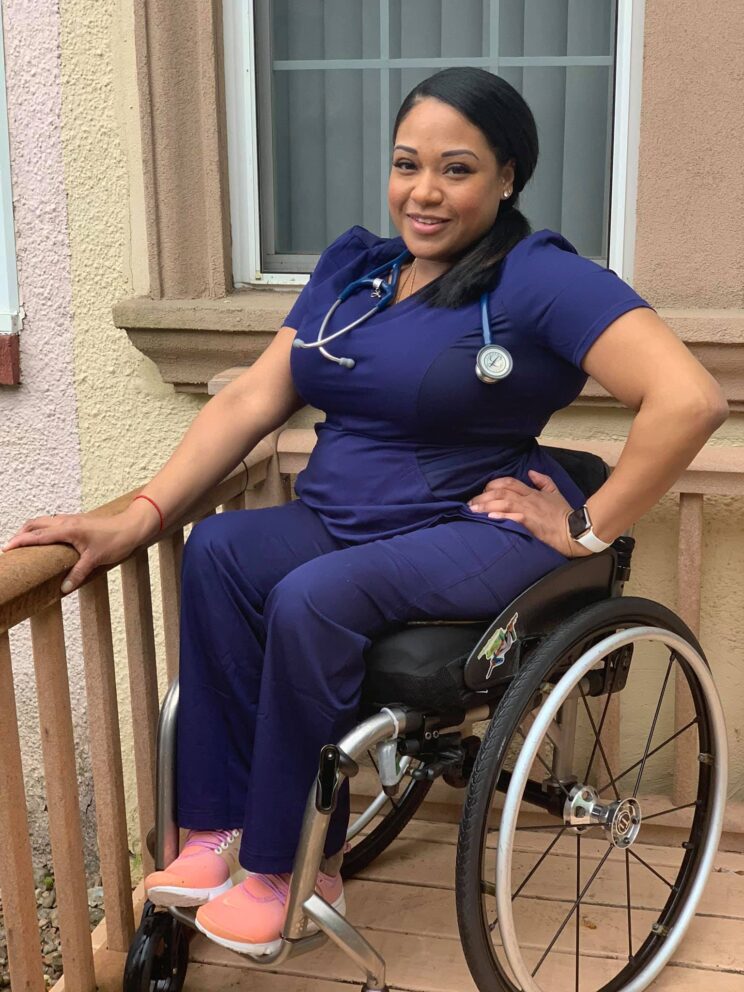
left=254, top=0, right=617, bottom=272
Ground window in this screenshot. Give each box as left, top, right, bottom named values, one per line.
left=0, top=13, right=20, bottom=334
left=224, top=0, right=644, bottom=286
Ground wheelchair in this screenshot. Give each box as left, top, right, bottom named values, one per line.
left=123, top=447, right=728, bottom=992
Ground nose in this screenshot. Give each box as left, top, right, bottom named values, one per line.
left=409, top=169, right=444, bottom=208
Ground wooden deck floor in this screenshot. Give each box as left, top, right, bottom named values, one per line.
left=177, top=815, right=744, bottom=992
left=78, top=804, right=744, bottom=992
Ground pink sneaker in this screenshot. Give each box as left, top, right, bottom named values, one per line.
left=194, top=868, right=345, bottom=956
left=145, top=828, right=242, bottom=907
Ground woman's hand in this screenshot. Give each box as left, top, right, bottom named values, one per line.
left=1, top=500, right=159, bottom=593
left=467, top=469, right=593, bottom=558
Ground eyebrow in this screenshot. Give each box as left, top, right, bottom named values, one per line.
left=393, top=144, right=480, bottom=161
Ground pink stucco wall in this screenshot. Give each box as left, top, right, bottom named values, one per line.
left=0, top=0, right=93, bottom=868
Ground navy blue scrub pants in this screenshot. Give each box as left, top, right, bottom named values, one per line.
left=176, top=499, right=568, bottom=873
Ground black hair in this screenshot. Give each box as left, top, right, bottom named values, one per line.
left=392, top=67, right=539, bottom=309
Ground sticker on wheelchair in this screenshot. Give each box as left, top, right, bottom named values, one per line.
left=477, top=611, right=519, bottom=679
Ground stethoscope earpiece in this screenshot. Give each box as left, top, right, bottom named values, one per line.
left=293, top=252, right=514, bottom=383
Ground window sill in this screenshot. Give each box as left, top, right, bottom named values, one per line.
left=114, top=294, right=744, bottom=408
left=113, top=289, right=300, bottom=392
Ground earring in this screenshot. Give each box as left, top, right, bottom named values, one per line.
left=503, top=189, right=512, bottom=199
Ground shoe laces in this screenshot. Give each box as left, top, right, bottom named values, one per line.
left=183, top=828, right=240, bottom=857
left=246, top=869, right=337, bottom=906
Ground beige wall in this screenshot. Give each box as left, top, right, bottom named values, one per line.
left=55, top=0, right=202, bottom=851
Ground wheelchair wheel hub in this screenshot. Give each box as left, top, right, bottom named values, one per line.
left=563, top=784, right=642, bottom=847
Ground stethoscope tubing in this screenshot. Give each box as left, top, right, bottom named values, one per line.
left=293, top=248, right=512, bottom=382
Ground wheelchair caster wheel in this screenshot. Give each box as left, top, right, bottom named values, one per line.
left=123, top=900, right=189, bottom=992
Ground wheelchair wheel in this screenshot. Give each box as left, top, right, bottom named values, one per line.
left=123, top=901, right=190, bottom=992
left=456, top=596, right=727, bottom=992
left=342, top=754, right=431, bottom=878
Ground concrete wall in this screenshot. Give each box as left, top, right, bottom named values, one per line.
left=0, top=0, right=201, bottom=869
left=0, top=0, right=90, bottom=868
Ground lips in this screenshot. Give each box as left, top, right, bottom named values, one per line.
left=407, top=213, right=450, bottom=235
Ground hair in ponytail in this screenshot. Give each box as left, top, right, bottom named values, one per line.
left=392, top=67, right=539, bottom=309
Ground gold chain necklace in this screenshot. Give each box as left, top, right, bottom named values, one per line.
left=396, top=258, right=417, bottom=303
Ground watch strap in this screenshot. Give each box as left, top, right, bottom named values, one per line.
left=575, top=527, right=612, bottom=553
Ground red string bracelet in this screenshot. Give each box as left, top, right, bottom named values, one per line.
left=132, top=494, right=164, bottom=532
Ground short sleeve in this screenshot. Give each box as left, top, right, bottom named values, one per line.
left=282, top=226, right=369, bottom=330
left=498, top=231, right=656, bottom=369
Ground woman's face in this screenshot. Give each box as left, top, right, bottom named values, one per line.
left=388, top=97, right=514, bottom=265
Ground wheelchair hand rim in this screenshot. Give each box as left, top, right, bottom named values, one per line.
left=495, top=625, right=728, bottom=992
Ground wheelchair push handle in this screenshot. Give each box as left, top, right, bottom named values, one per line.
left=315, top=743, right=359, bottom=813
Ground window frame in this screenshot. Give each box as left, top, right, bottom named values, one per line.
left=0, top=13, right=21, bottom=334
left=223, top=0, right=646, bottom=289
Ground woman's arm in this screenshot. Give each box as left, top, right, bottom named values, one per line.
left=468, top=309, right=729, bottom=554
left=577, top=307, right=729, bottom=543
left=125, top=325, right=305, bottom=536
left=2, top=326, right=305, bottom=588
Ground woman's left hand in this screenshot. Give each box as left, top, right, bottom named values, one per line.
left=467, top=469, right=593, bottom=558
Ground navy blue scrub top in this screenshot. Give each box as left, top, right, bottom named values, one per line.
left=285, top=226, right=655, bottom=544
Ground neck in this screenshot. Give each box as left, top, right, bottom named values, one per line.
left=409, top=256, right=451, bottom=288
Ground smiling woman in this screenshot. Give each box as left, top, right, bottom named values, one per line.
left=1, top=66, right=728, bottom=963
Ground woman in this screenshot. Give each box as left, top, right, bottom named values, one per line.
left=2, top=68, right=728, bottom=954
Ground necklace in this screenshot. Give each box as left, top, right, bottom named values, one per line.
left=395, top=258, right=417, bottom=303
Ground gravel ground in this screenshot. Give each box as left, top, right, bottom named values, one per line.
left=0, top=866, right=105, bottom=989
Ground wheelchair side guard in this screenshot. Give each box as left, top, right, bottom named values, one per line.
left=463, top=537, right=634, bottom=692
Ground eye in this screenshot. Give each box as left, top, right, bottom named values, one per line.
left=445, top=163, right=472, bottom=176
left=393, top=158, right=416, bottom=171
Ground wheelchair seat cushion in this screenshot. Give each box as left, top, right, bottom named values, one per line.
left=362, top=621, right=488, bottom=712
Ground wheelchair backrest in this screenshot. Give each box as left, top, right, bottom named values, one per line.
left=540, top=445, right=611, bottom=499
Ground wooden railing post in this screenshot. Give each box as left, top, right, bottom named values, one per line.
left=675, top=492, right=704, bottom=804
left=121, top=551, right=161, bottom=878
left=30, top=603, right=97, bottom=992
left=0, top=632, right=46, bottom=992
left=78, top=576, right=135, bottom=951
left=158, top=529, right=184, bottom=684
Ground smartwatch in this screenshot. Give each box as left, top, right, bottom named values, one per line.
left=566, top=505, right=612, bottom=553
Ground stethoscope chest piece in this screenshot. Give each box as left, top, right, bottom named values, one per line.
left=475, top=344, right=513, bottom=383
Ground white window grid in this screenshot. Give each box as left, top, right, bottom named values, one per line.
left=223, top=0, right=646, bottom=289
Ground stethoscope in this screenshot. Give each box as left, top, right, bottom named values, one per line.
left=292, top=251, right=513, bottom=383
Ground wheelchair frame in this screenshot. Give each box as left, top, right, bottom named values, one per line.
left=127, top=446, right=728, bottom=992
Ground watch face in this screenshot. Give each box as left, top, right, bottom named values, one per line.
left=568, top=506, right=591, bottom=540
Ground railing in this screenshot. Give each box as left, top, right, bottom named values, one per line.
left=0, top=427, right=742, bottom=992
left=0, top=434, right=284, bottom=992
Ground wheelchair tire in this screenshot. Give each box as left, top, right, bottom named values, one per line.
left=342, top=775, right=432, bottom=879
left=123, top=901, right=190, bottom=992
left=456, top=596, right=727, bottom=992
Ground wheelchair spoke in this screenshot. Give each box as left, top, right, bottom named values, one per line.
left=625, top=849, right=633, bottom=960
left=516, top=725, right=572, bottom=800
left=531, top=844, right=614, bottom=978
left=596, top=718, right=698, bottom=796
left=632, top=653, right=675, bottom=798
left=627, top=847, right=674, bottom=888
left=488, top=823, right=566, bottom=835
left=512, top=826, right=568, bottom=901
left=579, top=685, right=620, bottom=801
left=641, top=801, right=698, bottom=823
